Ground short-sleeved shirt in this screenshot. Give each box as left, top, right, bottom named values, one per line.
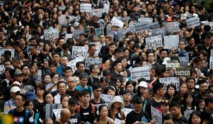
left=8, top=109, right=34, bottom=124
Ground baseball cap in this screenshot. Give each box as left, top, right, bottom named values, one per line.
left=12, top=81, right=21, bottom=86
left=14, top=70, right=23, bottom=76
left=138, top=81, right=148, bottom=88
left=10, top=86, right=21, bottom=93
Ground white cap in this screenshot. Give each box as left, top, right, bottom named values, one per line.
left=73, top=22, right=79, bottom=28
left=138, top=81, right=148, bottom=88
left=108, top=96, right=124, bottom=109
left=162, top=57, right=171, bottom=65
left=12, top=81, right=21, bottom=86
left=10, top=86, right=21, bottom=93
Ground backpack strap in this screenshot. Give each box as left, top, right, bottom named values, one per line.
left=77, top=105, right=81, bottom=114
left=91, top=104, right=96, bottom=114
left=25, top=109, right=30, bottom=120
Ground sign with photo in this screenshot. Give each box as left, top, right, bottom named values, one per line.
left=151, top=106, right=162, bottom=124
left=151, top=28, right=166, bottom=37
left=164, top=22, right=180, bottom=33
left=179, top=56, right=189, bottom=67
left=85, top=58, right=102, bottom=70
left=159, top=77, right=180, bottom=91
left=44, top=28, right=59, bottom=40
left=72, top=46, right=88, bottom=58
left=67, top=57, right=85, bottom=72
left=145, top=35, right=163, bottom=49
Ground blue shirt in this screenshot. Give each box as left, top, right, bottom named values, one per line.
left=75, top=85, right=93, bottom=94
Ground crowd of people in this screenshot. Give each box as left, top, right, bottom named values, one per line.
left=0, top=0, right=213, bottom=124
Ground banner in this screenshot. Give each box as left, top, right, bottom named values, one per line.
left=176, top=68, right=191, bottom=77
left=138, top=18, right=153, bottom=23
left=130, top=66, right=150, bottom=81
left=186, top=17, right=200, bottom=28
left=85, top=58, right=102, bottom=70
left=164, top=22, right=180, bottom=33
left=80, top=4, right=92, bottom=12
left=164, top=35, right=179, bottom=49
left=44, top=28, right=59, bottom=40
left=159, top=77, right=180, bottom=91
left=133, top=22, right=149, bottom=32
left=111, top=17, right=124, bottom=28
left=149, top=22, right=160, bottom=29
left=145, top=35, right=163, bottom=49
left=67, top=57, right=84, bottom=72
left=151, top=106, right=162, bottom=124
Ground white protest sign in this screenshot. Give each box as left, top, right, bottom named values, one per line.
left=209, top=22, right=213, bottom=31
left=186, top=17, right=200, bottom=28
left=159, top=77, right=180, bottom=91
left=149, top=22, right=160, bottom=29
left=36, top=70, right=42, bottom=82
left=90, top=42, right=102, bottom=57
left=67, top=57, right=84, bottom=72
left=111, top=17, right=124, bottom=28
left=95, top=28, right=104, bottom=38
left=72, top=29, right=85, bottom=39
left=90, top=9, right=108, bottom=17
left=115, top=118, right=122, bottom=124
left=138, top=18, right=153, bottom=23
left=44, top=28, right=59, bottom=40
left=179, top=56, right=189, bottom=67
left=118, top=16, right=130, bottom=22
left=85, top=58, right=102, bottom=70
left=164, top=35, right=179, bottom=49
left=53, top=109, right=62, bottom=118
left=122, top=108, right=133, bottom=117
left=210, top=57, right=213, bottom=69
left=80, top=4, right=92, bottom=12
left=166, top=62, right=180, bottom=69
left=100, top=94, right=112, bottom=105
left=58, top=15, right=67, bottom=26
left=65, top=34, right=73, bottom=42
left=184, top=110, right=194, bottom=120
left=164, top=22, right=180, bottom=33
left=72, top=46, right=88, bottom=58
left=151, top=28, right=166, bottom=37
left=0, top=65, right=5, bottom=73
left=145, top=35, right=163, bottom=49
left=130, top=66, right=150, bottom=81
left=0, top=49, right=15, bottom=58
left=151, top=106, right=162, bottom=124
left=133, top=22, right=149, bottom=33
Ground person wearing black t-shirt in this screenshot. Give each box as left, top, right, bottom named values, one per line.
left=76, top=90, right=96, bottom=124
left=126, top=97, right=151, bottom=124
left=88, top=64, right=100, bottom=86
left=66, top=77, right=77, bottom=98
left=90, top=83, right=105, bottom=104
left=170, top=102, right=187, bottom=124
left=29, top=44, right=48, bottom=64
left=68, top=98, right=81, bottom=124
left=8, top=94, right=33, bottom=124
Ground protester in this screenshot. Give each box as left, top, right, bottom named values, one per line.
left=0, top=0, right=212, bottom=124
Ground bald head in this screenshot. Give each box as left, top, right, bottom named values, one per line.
left=60, top=108, right=71, bottom=123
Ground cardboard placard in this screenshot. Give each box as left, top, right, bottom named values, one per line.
left=130, top=66, right=150, bottom=81
left=151, top=28, right=166, bottom=37
left=149, top=22, right=160, bottom=29
left=151, top=106, right=162, bottom=124
left=179, top=56, right=189, bottom=67
left=186, top=17, right=200, bottom=28
left=80, top=4, right=92, bottom=12
left=85, top=58, right=102, bottom=70
left=159, top=77, right=180, bottom=91
left=176, top=68, right=191, bottom=77
left=138, top=18, right=153, bottom=23
left=44, top=28, right=59, bottom=40
left=133, top=22, right=149, bottom=32
left=111, top=17, right=124, bottom=28
left=145, top=35, right=163, bottom=49
left=100, top=94, right=112, bottom=105
left=72, top=29, right=85, bottom=39
left=0, top=49, right=15, bottom=58
left=164, top=22, right=180, bottom=33
left=164, top=35, right=179, bottom=49
left=166, top=62, right=180, bottom=69
left=67, top=57, right=84, bottom=72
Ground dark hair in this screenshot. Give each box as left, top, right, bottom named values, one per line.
left=81, top=89, right=91, bottom=97
left=68, top=97, right=78, bottom=105
left=63, top=66, right=73, bottom=72
left=79, top=72, right=89, bottom=80
left=103, top=69, right=111, bottom=76
left=133, top=97, right=143, bottom=104
left=76, top=61, right=84, bottom=68
left=153, top=82, right=164, bottom=94
left=188, top=111, right=202, bottom=124
left=16, top=94, right=26, bottom=101
left=24, top=100, right=34, bottom=107
left=164, top=84, right=177, bottom=100
left=57, top=81, right=66, bottom=89
left=186, top=77, right=196, bottom=84
left=169, top=101, right=182, bottom=109
left=96, top=105, right=108, bottom=122
left=193, top=57, right=202, bottom=63
left=60, top=94, right=70, bottom=103
left=89, top=64, right=99, bottom=72
left=125, top=81, right=136, bottom=93
left=163, top=114, right=173, bottom=122
left=113, top=48, right=123, bottom=55
left=92, top=83, right=101, bottom=90
left=100, top=77, right=109, bottom=84
left=205, top=97, right=213, bottom=106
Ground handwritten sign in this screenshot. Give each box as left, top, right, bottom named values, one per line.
left=133, top=22, right=149, bottom=32
left=186, top=17, right=200, bottom=28
left=145, top=35, right=163, bottom=49
left=176, top=68, right=191, bottom=77
left=53, top=109, right=62, bottom=118
left=164, top=22, right=180, bottom=33
left=130, top=66, right=150, bottom=81
left=151, top=106, right=162, bottom=124
left=80, top=4, right=92, bottom=12
left=85, top=58, right=102, bottom=70
left=159, top=77, right=180, bottom=91
left=164, top=35, right=179, bottom=49
left=44, top=28, right=59, bottom=40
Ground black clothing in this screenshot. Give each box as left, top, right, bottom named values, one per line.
left=8, top=109, right=33, bottom=124
left=78, top=104, right=96, bottom=124
left=173, top=116, right=188, bottom=124
left=66, top=90, right=77, bottom=98
left=126, top=110, right=150, bottom=124
left=69, top=113, right=81, bottom=124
